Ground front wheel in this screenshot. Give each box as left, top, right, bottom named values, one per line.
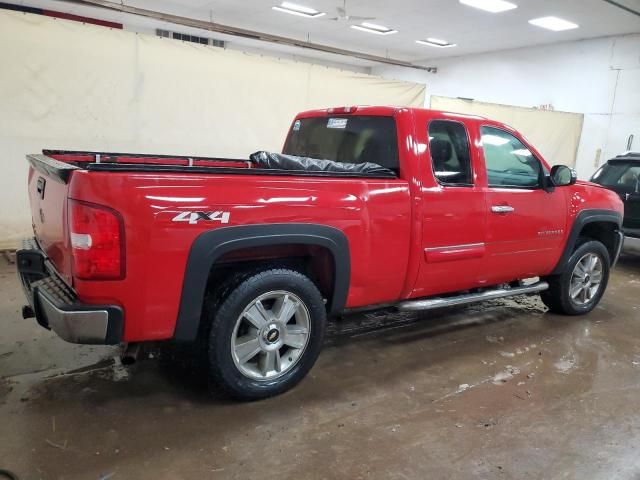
left=541, top=239, right=610, bottom=315
left=205, top=269, right=326, bottom=400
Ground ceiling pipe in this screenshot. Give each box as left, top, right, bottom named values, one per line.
left=601, top=0, right=640, bottom=17
left=62, top=0, right=437, bottom=72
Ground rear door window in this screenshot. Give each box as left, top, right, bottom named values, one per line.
left=283, top=116, right=399, bottom=173
left=428, top=120, right=473, bottom=186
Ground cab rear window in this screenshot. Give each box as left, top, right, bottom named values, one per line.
left=283, top=116, right=399, bottom=173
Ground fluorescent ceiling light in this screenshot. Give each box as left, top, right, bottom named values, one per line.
left=459, top=0, right=517, bottom=13
left=528, top=16, right=578, bottom=31
left=351, top=22, right=398, bottom=35
left=416, top=38, right=456, bottom=48
left=272, top=2, right=325, bottom=18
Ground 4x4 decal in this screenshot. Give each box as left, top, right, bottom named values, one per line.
left=172, top=211, right=230, bottom=225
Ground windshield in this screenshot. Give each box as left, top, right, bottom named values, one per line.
left=591, top=162, right=640, bottom=193
left=282, top=115, right=399, bottom=173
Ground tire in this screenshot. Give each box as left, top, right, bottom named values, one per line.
left=541, top=239, right=610, bottom=315
left=205, top=268, right=326, bottom=400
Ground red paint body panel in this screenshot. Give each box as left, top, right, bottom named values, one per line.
left=67, top=172, right=412, bottom=341
left=26, top=106, right=624, bottom=343
left=410, top=110, right=488, bottom=297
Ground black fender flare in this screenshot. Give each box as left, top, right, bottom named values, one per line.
left=173, top=223, right=350, bottom=341
left=551, top=209, right=622, bottom=275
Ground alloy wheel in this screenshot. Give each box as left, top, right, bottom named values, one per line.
left=569, top=253, right=603, bottom=306
left=231, top=290, right=311, bottom=380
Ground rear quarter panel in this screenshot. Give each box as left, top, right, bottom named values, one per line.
left=68, top=171, right=411, bottom=341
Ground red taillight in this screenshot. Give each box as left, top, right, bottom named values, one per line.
left=68, top=199, right=125, bottom=280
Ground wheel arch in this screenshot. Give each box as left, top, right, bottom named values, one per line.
left=173, top=223, right=350, bottom=342
left=551, top=209, right=623, bottom=275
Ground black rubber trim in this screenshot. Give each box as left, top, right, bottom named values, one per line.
left=38, top=149, right=397, bottom=179
left=551, top=209, right=623, bottom=275
left=85, top=162, right=397, bottom=179
left=16, top=247, right=46, bottom=277
left=26, top=154, right=79, bottom=184
left=43, top=148, right=245, bottom=162
left=174, top=223, right=350, bottom=342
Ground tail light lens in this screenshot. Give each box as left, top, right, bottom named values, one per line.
left=68, top=199, right=125, bottom=280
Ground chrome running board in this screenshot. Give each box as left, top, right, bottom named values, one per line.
left=397, top=281, right=549, bottom=312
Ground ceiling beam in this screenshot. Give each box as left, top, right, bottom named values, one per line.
left=61, top=0, right=437, bottom=72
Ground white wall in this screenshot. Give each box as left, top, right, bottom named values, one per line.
left=373, top=34, right=640, bottom=179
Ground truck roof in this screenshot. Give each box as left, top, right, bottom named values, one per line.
left=294, top=105, right=526, bottom=139
left=297, top=105, right=489, bottom=122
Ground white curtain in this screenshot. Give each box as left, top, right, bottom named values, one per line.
left=0, top=10, right=426, bottom=249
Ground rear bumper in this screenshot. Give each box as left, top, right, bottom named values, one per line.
left=623, top=235, right=640, bottom=254
left=16, top=238, right=123, bottom=345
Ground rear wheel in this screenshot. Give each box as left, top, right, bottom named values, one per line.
left=541, top=239, right=610, bottom=315
left=205, top=269, right=326, bottom=400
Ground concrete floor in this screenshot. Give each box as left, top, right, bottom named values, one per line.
left=1, top=256, right=640, bottom=480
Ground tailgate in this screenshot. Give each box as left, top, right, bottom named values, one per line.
left=26, top=154, right=78, bottom=284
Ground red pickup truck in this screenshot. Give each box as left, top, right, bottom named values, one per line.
left=17, top=106, right=624, bottom=400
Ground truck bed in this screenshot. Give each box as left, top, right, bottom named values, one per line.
left=25, top=147, right=411, bottom=341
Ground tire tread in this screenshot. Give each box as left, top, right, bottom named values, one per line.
left=541, top=238, right=610, bottom=315
left=205, top=268, right=326, bottom=400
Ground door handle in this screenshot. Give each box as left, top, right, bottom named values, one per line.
left=36, top=177, right=46, bottom=199
left=491, top=205, right=514, bottom=214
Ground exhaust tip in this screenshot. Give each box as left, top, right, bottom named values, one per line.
left=120, top=355, right=136, bottom=366
left=120, top=343, right=141, bottom=365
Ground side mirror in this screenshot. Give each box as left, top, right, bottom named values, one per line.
left=550, top=165, right=577, bottom=187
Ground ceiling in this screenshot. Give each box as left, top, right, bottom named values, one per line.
left=13, top=0, right=640, bottom=67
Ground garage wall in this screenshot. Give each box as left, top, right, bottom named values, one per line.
left=0, top=11, right=425, bottom=249
left=372, top=34, right=640, bottom=180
